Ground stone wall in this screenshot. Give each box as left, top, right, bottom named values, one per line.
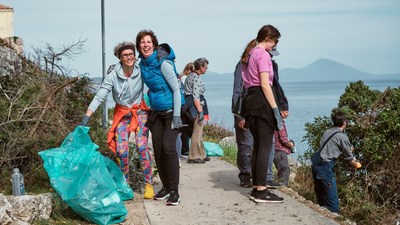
left=0, top=193, right=52, bottom=225
left=0, top=41, right=23, bottom=76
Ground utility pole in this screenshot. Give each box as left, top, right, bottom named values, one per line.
left=101, top=0, right=108, bottom=129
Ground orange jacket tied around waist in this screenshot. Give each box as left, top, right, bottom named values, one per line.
left=107, top=100, right=149, bottom=154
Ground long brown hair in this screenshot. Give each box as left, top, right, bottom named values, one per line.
left=182, top=62, right=194, bottom=75
left=240, top=25, right=281, bottom=65
left=179, top=62, right=194, bottom=79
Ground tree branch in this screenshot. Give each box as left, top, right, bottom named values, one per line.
left=29, top=77, right=79, bottom=137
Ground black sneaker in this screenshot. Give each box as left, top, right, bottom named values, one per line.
left=154, top=187, right=170, bottom=200
left=249, top=188, right=257, bottom=200
left=240, top=177, right=252, bottom=188
left=253, top=189, right=284, bottom=203
left=181, top=152, right=189, bottom=158
left=266, top=180, right=284, bottom=189
left=239, top=173, right=252, bottom=188
left=187, top=158, right=206, bottom=164
left=166, top=191, right=180, bottom=206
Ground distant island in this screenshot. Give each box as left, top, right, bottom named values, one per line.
left=278, top=58, right=400, bottom=82
left=89, top=58, right=400, bottom=83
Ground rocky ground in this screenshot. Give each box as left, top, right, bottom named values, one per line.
left=122, top=190, right=150, bottom=225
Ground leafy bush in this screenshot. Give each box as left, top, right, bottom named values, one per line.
left=203, top=123, right=234, bottom=143
left=297, top=80, right=400, bottom=224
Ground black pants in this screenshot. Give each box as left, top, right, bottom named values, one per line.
left=180, top=131, right=190, bottom=155
left=248, top=116, right=274, bottom=186
left=149, top=111, right=180, bottom=191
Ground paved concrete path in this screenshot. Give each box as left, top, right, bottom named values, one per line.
left=143, top=157, right=339, bottom=225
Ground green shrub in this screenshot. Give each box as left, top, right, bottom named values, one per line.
left=203, top=123, right=234, bottom=143
left=297, top=80, right=400, bottom=224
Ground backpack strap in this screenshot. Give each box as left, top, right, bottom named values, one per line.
left=317, top=131, right=341, bottom=154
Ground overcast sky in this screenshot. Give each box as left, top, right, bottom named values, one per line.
left=3, top=0, right=400, bottom=77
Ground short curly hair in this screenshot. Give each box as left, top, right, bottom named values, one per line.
left=135, top=29, right=159, bottom=53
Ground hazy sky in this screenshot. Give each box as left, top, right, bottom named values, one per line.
left=3, top=0, right=400, bottom=77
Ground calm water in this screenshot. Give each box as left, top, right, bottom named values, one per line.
left=104, top=75, right=399, bottom=159
left=201, top=75, right=400, bottom=159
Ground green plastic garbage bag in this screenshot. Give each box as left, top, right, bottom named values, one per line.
left=204, top=141, right=224, bottom=156
left=38, top=126, right=133, bottom=225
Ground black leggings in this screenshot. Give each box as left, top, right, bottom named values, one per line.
left=249, top=116, right=274, bottom=186
left=150, top=111, right=180, bottom=191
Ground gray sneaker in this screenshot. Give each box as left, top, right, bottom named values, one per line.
left=266, top=180, right=284, bottom=189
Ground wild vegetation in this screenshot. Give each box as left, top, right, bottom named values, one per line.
left=0, top=39, right=113, bottom=194
left=294, top=81, right=400, bottom=224
left=0, top=39, right=115, bottom=224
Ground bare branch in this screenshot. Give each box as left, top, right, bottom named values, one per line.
left=29, top=77, right=79, bottom=136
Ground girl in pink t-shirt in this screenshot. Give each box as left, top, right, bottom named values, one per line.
left=242, top=47, right=274, bottom=88
left=240, top=24, right=284, bottom=203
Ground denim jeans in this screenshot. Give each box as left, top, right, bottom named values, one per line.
left=234, top=117, right=253, bottom=177
left=312, top=154, right=339, bottom=213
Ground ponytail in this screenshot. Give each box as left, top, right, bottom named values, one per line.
left=240, top=39, right=257, bottom=66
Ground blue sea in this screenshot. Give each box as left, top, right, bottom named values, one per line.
left=104, top=75, right=399, bottom=159
left=201, top=75, right=400, bottom=159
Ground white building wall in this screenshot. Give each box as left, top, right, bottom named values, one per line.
left=0, top=9, right=14, bottom=38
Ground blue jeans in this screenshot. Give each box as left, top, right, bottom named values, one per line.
left=234, top=117, right=253, bottom=177
left=266, top=146, right=275, bottom=181
left=313, top=174, right=339, bottom=213
left=312, top=153, right=339, bottom=213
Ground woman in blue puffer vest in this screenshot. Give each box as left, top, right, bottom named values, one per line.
left=136, top=29, right=185, bottom=206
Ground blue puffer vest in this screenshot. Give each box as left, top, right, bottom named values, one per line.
left=139, top=44, right=184, bottom=111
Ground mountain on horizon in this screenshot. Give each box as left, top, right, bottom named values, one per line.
left=280, top=58, right=400, bottom=82
left=205, top=58, right=399, bottom=82
left=89, top=58, right=400, bottom=83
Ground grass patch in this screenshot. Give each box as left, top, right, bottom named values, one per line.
left=220, top=143, right=237, bottom=166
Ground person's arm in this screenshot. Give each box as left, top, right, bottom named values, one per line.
left=232, top=62, right=243, bottom=115
left=232, top=62, right=246, bottom=129
left=260, top=71, right=283, bottom=130
left=278, top=126, right=294, bottom=148
left=87, top=73, right=116, bottom=114
left=160, top=61, right=181, bottom=116
left=260, top=72, right=277, bottom=109
left=191, top=75, right=203, bottom=112
left=193, top=99, right=202, bottom=112
left=340, top=135, right=362, bottom=168
left=79, top=74, right=113, bottom=126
